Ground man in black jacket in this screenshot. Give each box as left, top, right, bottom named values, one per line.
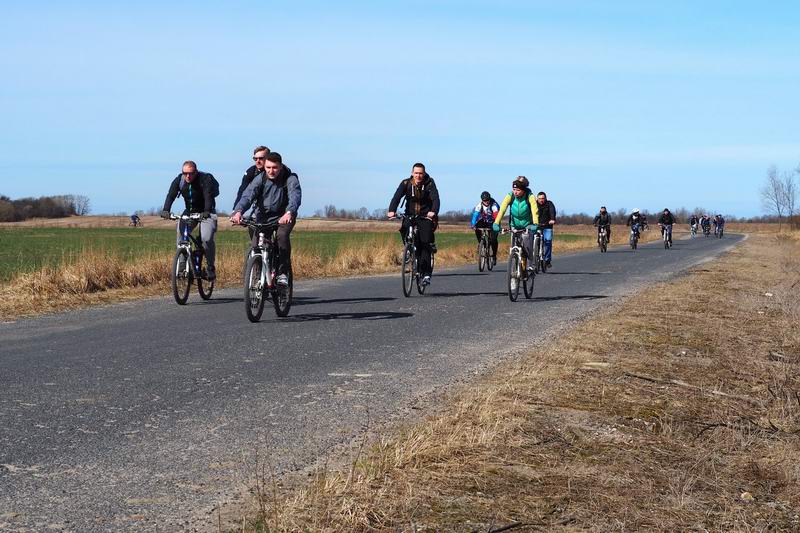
left=161, top=160, right=218, bottom=280
left=388, top=162, right=440, bottom=285
left=593, top=206, right=612, bottom=244
left=658, top=208, right=676, bottom=245
left=536, top=191, right=556, bottom=267
left=233, top=145, right=270, bottom=211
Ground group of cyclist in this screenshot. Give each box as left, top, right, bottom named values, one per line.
left=589, top=206, right=726, bottom=247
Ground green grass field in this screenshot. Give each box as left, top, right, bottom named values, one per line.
left=0, top=227, right=590, bottom=281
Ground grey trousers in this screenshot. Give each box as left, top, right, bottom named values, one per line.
left=176, top=215, right=217, bottom=274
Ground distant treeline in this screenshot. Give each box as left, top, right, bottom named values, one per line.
left=311, top=205, right=772, bottom=224
left=0, top=194, right=91, bottom=222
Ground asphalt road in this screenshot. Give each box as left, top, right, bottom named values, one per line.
left=0, top=232, right=744, bottom=531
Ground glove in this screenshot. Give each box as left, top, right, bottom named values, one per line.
left=492, top=223, right=500, bottom=232
left=526, top=224, right=538, bottom=232
left=201, top=211, right=211, bottom=220
left=160, top=210, right=170, bottom=219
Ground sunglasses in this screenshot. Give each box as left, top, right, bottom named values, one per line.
left=253, top=156, right=267, bottom=161
left=182, top=171, right=197, bottom=177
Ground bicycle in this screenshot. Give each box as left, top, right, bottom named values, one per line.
left=596, top=225, right=609, bottom=253
left=629, top=224, right=640, bottom=250
left=128, top=218, right=143, bottom=227
left=237, top=218, right=293, bottom=321
left=503, top=227, right=534, bottom=301
left=169, top=213, right=214, bottom=305
left=660, top=224, right=673, bottom=249
left=532, top=229, right=547, bottom=273
left=476, top=227, right=494, bottom=272
left=702, top=224, right=711, bottom=237
left=394, top=214, right=435, bottom=296
left=690, top=224, right=697, bottom=238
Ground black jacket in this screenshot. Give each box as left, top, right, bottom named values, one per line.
left=162, top=172, right=216, bottom=214
left=537, top=200, right=557, bottom=229
left=388, top=174, right=440, bottom=216
left=233, top=165, right=260, bottom=210
left=658, top=212, right=676, bottom=225
left=593, top=212, right=611, bottom=227
left=627, top=213, right=644, bottom=226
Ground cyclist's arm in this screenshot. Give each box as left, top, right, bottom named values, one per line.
left=427, top=179, right=440, bottom=216
left=549, top=201, right=556, bottom=224
left=528, top=194, right=539, bottom=225
left=470, top=208, right=480, bottom=227
left=388, top=181, right=406, bottom=214
left=286, top=173, right=302, bottom=218
left=493, top=194, right=512, bottom=226
left=162, top=176, right=181, bottom=212
left=232, top=174, right=262, bottom=215
left=200, top=173, right=214, bottom=214
left=233, top=168, right=255, bottom=210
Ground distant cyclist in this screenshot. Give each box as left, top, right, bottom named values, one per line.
left=230, top=152, right=302, bottom=287
left=470, top=191, right=499, bottom=266
left=492, top=176, right=539, bottom=273
left=536, top=191, right=557, bottom=267
left=689, top=214, right=699, bottom=236
left=129, top=213, right=141, bottom=227
left=658, top=208, right=676, bottom=246
left=713, top=214, right=725, bottom=236
left=388, top=162, right=440, bottom=286
left=161, top=160, right=219, bottom=281
left=593, top=206, right=612, bottom=244
left=700, top=214, right=712, bottom=235
left=627, top=207, right=644, bottom=237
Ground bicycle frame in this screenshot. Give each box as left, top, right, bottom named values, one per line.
left=173, top=214, right=204, bottom=277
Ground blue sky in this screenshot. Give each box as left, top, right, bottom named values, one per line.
left=1, top=1, right=798, bottom=217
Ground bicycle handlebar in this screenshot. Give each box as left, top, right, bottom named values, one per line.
left=169, top=213, right=202, bottom=221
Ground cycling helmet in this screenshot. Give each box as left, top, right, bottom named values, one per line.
left=480, top=191, right=491, bottom=202
left=632, top=208, right=640, bottom=214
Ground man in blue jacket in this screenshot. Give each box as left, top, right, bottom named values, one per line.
left=230, top=152, right=302, bottom=286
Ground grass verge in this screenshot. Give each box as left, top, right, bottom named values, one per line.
left=234, top=231, right=799, bottom=531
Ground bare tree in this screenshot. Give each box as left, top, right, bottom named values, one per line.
left=785, top=168, right=797, bottom=227
left=73, top=195, right=91, bottom=215
left=761, top=165, right=785, bottom=230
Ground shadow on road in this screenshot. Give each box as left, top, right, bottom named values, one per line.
left=272, top=311, right=413, bottom=323
left=543, top=271, right=604, bottom=275
left=528, top=294, right=608, bottom=302
left=435, top=272, right=492, bottom=277
left=293, top=296, right=397, bottom=306
left=188, top=297, right=240, bottom=305
left=427, top=291, right=507, bottom=298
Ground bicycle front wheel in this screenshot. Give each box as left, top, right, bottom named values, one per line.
left=523, top=264, right=534, bottom=299
left=507, top=251, right=520, bottom=302
left=171, top=249, right=191, bottom=305
left=478, top=239, right=486, bottom=272
left=401, top=243, right=414, bottom=297
left=244, top=255, right=266, bottom=322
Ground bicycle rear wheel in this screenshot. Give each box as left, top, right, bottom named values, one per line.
left=486, top=239, right=495, bottom=271
left=507, top=251, right=520, bottom=302
left=196, top=250, right=214, bottom=300
left=401, top=243, right=414, bottom=297
left=523, top=265, right=534, bottom=299
left=272, top=269, right=292, bottom=317
left=171, top=249, right=191, bottom=305
left=244, top=255, right=266, bottom=322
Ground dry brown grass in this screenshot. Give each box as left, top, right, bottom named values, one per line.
left=236, top=231, right=800, bottom=532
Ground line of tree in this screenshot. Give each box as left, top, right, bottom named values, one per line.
left=0, top=194, right=90, bottom=222
left=761, top=164, right=798, bottom=230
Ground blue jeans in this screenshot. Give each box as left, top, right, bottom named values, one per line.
left=542, top=228, right=553, bottom=262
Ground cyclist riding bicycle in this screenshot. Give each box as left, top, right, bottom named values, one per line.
left=234, top=145, right=270, bottom=239
left=471, top=191, right=499, bottom=266
left=536, top=191, right=556, bottom=267
left=130, top=213, right=141, bottom=227
left=713, top=214, right=725, bottom=234
left=161, top=160, right=219, bottom=281
left=492, top=176, right=539, bottom=272
left=689, top=214, right=699, bottom=235
left=592, top=206, right=612, bottom=244
left=230, top=152, right=302, bottom=287
left=388, top=162, right=440, bottom=286
left=700, top=214, right=712, bottom=233
left=627, top=208, right=644, bottom=235
left=657, top=208, right=676, bottom=245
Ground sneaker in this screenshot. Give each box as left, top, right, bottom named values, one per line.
left=276, top=274, right=289, bottom=286
left=421, top=275, right=431, bottom=286
left=546, top=260, right=551, bottom=267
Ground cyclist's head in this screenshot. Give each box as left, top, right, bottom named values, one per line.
left=480, top=191, right=491, bottom=203
left=632, top=208, right=640, bottom=214
left=511, top=179, right=526, bottom=197
left=600, top=206, right=607, bottom=214
left=411, top=163, right=426, bottom=184
left=264, top=152, right=283, bottom=178
left=181, top=161, right=198, bottom=182
left=663, top=208, right=670, bottom=214
left=252, top=145, right=270, bottom=170
left=515, top=176, right=529, bottom=189
left=537, top=191, right=547, bottom=204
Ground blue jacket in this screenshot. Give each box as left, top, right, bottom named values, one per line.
left=471, top=200, right=499, bottom=226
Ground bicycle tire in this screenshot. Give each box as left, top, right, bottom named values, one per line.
left=533, top=238, right=541, bottom=274
left=401, top=242, right=414, bottom=297
left=416, top=250, right=428, bottom=295
left=244, top=254, right=266, bottom=322
left=507, top=252, right=520, bottom=302
left=196, top=250, right=214, bottom=300
left=478, top=239, right=486, bottom=272
left=272, top=269, right=292, bottom=317
left=171, top=249, right=191, bottom=305
left=523, top=266, right=534, bottom=299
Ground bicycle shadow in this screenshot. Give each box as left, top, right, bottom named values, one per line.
left=292, top=296, right=397, bottom=306
left=435, top=272, right=493, bottom=278
left=188, top=297, right=240, bottom=305
left=428, top=291, right=507, bottom=298
left=528, top=294, right=608, bottom=302
left=543, top=271, right=604, bottom=275
left=271, top=311, right=413, bottom=323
